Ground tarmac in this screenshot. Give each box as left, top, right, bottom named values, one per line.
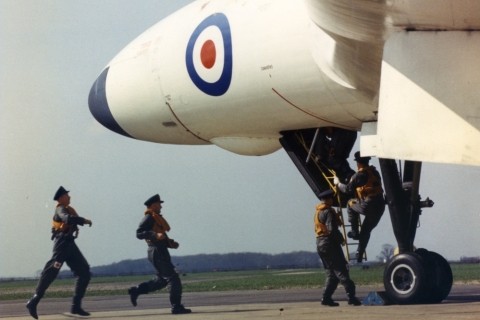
left=1, top=285, right=480, bottom=320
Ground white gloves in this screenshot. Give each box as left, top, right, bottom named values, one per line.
left=333, top=176, right=340, bottom=186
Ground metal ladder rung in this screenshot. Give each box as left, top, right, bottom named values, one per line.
left=341, top=215, right=368, bottom=262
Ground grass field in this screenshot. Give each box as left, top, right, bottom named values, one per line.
left=1, top=264, right=478, bottom=301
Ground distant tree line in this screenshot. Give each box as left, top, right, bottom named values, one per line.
left=52, top=246, right=476, bottom=278
left=460, top=256, right=480, bottom=263
left=59, top=251, right=322, bottom=277
left=5, top=248, right=476, bottom=280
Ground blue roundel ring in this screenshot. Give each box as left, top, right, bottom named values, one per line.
left=186, top=13, right=232, bottom=96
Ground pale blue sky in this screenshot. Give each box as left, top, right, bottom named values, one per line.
left=1, top=0, right=480, bottom=278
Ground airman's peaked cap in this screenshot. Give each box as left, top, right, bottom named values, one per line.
left=354, top=151, right=371, bottom=164
left=319, top=189, right=335, bottom=200
left=54, top=186, right=69, bottom=201
left=144, top=194, right=163, bottom=207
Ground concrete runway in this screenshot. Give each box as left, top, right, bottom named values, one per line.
left=1, top=284, right=480, bottom=320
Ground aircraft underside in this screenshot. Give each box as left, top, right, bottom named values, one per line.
left=280, top=128, right=452, bottom=304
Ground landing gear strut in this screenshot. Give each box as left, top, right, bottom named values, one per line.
left=379, top=159, right=452, bottom=304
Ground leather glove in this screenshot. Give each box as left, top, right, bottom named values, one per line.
left=168, top=239, right=180, bottom=249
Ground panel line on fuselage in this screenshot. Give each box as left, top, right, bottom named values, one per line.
left=166, top=102, right=210, bottom=143
left=271, top=88, right=355, bottom=129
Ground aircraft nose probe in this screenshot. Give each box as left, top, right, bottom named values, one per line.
left=88, top=67, right=132, bottom=138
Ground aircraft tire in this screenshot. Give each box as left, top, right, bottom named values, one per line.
left=383, top=252, right=428, bottom=304
left=415, top=248, right=453, bottom=303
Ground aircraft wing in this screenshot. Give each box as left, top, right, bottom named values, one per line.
left=305, top=0, right=480, bottom=166
left=305, top=0, right=480, bottom=36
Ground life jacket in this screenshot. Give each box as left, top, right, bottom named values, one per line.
left=51, top=205, right=78, bottom=238
left=356, top=166, right=383, bottom=200
left=144, top=209, right=171, bottom=243
left=314, top=203, right=342, bottom=237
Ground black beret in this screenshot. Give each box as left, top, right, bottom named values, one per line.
left=144, top=194, right=164, bottom=206
left=53, top=186, right=69, bottom=201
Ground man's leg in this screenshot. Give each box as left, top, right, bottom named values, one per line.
left=347, top=200, right=361, bottom=240
left=26, top=259, right=63, bottom=319
left=66, top=243, right=91, bottom=316
left=357, top=199, right=385, bottom=262
left=330, top=247, right=361, bottom=306
left=128, top=247, right=169, bottom=306
left=322, top=268, right=340, bottom=306
left=318, top=251, right=340, bottom=307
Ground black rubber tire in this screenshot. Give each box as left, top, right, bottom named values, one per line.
left=384, top=252, right=428, bottom=304
left=415, top=248, right=453, bottom=303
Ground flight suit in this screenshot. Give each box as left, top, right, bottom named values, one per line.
left=327, top=128, right=357, bottom=182
left=315, top=202, right=358, bottom=305
left=27, top=205, right=91, bottom=318
left=338, top=165, right=385, bottom=262
left=129, top=211, right=185, bottom=311
left=313, top=128, right=357, bottom=183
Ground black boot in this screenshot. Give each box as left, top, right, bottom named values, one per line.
left=346, top=283, right=361, bottom=306
left=321, top=297, right=339, bottom=307
left=348, top=211, right=360, bottom=240
left=71, top=305, right=90, bottom=317
left=356, top=250, right=364, bottom=263
left=26, top=294, right=41, bottom=319
left=128, top=287, right=139, bottom=307
left=171, top=304, right=192, bottom=314
left=348, top=296, right=362, bottom=306
left=347, top=230, right=360, bottom=240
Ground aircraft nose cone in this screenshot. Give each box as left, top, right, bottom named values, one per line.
left=88, top=67, right=132, bottom=138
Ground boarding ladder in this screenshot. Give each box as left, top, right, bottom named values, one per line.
left=280, top=129, right=366, bottom=263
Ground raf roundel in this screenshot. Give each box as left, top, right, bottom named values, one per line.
left=186, top=13, right=232, bottom=96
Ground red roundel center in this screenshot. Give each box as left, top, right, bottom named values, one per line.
left=200, top=40, right=216, bottom=69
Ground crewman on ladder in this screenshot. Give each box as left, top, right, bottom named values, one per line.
left=334, top=151, right=385, bottom=263
left=313, top=127, right=357, bottom=184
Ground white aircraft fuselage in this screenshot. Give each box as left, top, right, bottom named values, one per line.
left=89, top=0, right=382, bottom=156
